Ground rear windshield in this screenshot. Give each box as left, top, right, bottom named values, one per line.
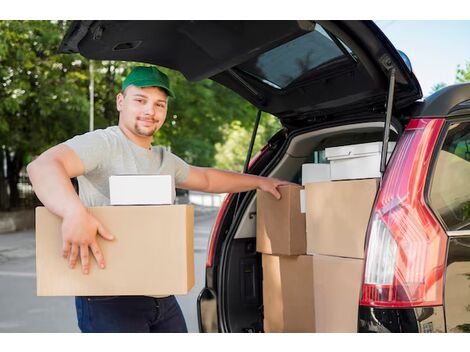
left=236, top=23, right=355, bottom=89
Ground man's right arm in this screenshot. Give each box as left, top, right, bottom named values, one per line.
left=27, top=144, right=114, bottom=274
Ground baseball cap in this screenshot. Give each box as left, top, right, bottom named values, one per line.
left=121, top=66, right=175, bottom=98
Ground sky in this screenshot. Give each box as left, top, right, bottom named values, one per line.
left=375, top=20, right=470, bottom=97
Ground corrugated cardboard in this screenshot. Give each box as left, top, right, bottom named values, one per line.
left=262, top=254, right=364, bottom=333
left=262, top=254, right=315, bottom=332
left=109, top=175, right=174, bottom=205
left=305, top=179, right=379, bottom=259
left=256, top=185, right=306, bottom=255
left=312, top=254, right=363, bottom=333
left=35, top=205, right=194, bottom=296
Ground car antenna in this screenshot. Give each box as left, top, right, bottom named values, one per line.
left=380, top=67, right=396, bottom=174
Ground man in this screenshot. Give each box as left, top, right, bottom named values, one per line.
left=27, top=66, right=291, bottom=333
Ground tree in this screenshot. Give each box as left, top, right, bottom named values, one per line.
left=430, top=82, right=447, bottom=95
left=214, top=114, right=282, bottom=171
left=456, top=61, right=470, bottom=83
left=0, top=20, right=89, bottom=209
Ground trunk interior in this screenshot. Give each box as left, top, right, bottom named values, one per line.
left=217, top=118, right=402, bottom=332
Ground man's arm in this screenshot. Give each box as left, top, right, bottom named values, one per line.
left=27, top=144, right=114, bottom=274
left=177, top=166, right=293, bottom=199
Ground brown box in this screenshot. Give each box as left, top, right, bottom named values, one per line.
left=305, top=178, right=379, bottom=259
left=256, top=185, right=306, bottom=255
left=262, top=254, right=315, bottom=332
left=35, top=205, right=194, bottom=296
left=262, top=254, right=364, bottom=333
left=312, top=254, right=364, bottom=333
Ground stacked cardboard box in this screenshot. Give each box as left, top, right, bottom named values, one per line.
left=35, top=175, right=195, bottom=296
left=257, top=146, right=382, bottom=332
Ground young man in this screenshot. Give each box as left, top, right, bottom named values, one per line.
left=27, top=66, right=291, bottom=333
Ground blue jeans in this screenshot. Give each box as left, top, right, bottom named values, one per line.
left=75, top=295, right=188, bottom=333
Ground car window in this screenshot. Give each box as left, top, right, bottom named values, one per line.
left=430, top=121, right=470, bottom=231
left=236, top=23, right=354, bottom=89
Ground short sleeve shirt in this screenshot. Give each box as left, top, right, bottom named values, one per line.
left=63, top=126, right=190, bottom=207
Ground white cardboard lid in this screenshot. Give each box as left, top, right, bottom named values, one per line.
left=325, top=141, right=396, bottom=159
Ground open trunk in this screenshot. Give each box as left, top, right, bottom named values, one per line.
left=214, top=118, right=402, bottom=332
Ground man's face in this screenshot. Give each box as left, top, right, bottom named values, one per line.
left=116, top=85, right=169, bottom=138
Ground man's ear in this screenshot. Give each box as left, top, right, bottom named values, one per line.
left=116, top=92, right=124, bottom=112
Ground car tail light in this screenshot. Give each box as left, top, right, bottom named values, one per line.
left=360, top=118, right=447, bottom=307
left=205, top=144, right=269, bottom=268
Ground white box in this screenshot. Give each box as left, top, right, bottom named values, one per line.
left=301, top=163, right=331, bottom=185
left=325, top=142, right=396, bottom=180
left=109, top=175, right=174, bottom=205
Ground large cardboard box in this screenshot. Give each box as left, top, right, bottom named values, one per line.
left=312, top=254, right=364, bottom=332
left=262, top=254, right=315, bottom=332
left=305, top=178, right=379, bottom=259
left=262, top=254, right=364, bottom=333
left=35, top=205, right=194, bottom=296
left=256, top=185, right=306, bottom=255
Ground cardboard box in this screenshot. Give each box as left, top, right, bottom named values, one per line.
left=312, top=254, right=364, bottom=332
left=300, top=164, right=331, bottom=213
left=305, top=178, right=379, bottom=259
left=325, top=142, right=395, bottom=180
left=262, top=254, right=364, bottom=333
left=109, top=175, right=174, bottom=205
left=256, top=185, right=306, bottom=255
left=35, top=205, right=194, bottom=296
left=262, top=254, right=315, bottom=332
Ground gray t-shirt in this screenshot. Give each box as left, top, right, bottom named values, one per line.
left=64, top=126, right=190, bottom=206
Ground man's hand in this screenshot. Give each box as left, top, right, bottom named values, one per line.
left=257, top=177, right=297, bottom=200
left=61, top=205, right=115, bottom=274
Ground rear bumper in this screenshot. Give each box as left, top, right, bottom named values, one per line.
left=358, top=305, right=446, bottom=333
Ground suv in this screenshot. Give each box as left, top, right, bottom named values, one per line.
left=60, top=20, right=470, bottom=333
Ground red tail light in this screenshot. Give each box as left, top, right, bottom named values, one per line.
left=205, top=144, right=269, bottom=268
left=360, top=118, right=447, bottom=307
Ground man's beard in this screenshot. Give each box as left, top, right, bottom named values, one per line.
left=134, top=123, right=157, bottom=137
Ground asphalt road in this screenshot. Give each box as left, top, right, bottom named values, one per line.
left=0, top=206, right=218, bottom=333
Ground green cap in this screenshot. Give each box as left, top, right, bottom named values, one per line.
left=121, top=66, right=175, bottom=98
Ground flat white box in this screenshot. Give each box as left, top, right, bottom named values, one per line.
left=109, top=175, right=174, bottom=205
left=301, top=163, right=331, bottom=185
left=325, top=142, right=396, bottom=180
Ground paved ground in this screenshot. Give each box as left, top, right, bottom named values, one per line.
left=0, top=205, right=218, bottom=332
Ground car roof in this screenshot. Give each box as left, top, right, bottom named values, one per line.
left=60, top=20, right=422, bottom=125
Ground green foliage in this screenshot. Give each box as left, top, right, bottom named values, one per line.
left=0, top=20, right=89, bottom=156
left=214, top=114, right=282, bottom=172
left=456, top=61, right=470, bottom=83
left=429, top=82, right=447, bottom=95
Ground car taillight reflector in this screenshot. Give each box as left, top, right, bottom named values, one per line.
left=360, top=118, right=447, bottom=308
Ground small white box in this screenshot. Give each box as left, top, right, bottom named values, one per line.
left=109, top=175, right=174, bottom=205
left=325, top=142, right=396, bottom=180
left=301, top=163, right=331, bottom=185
